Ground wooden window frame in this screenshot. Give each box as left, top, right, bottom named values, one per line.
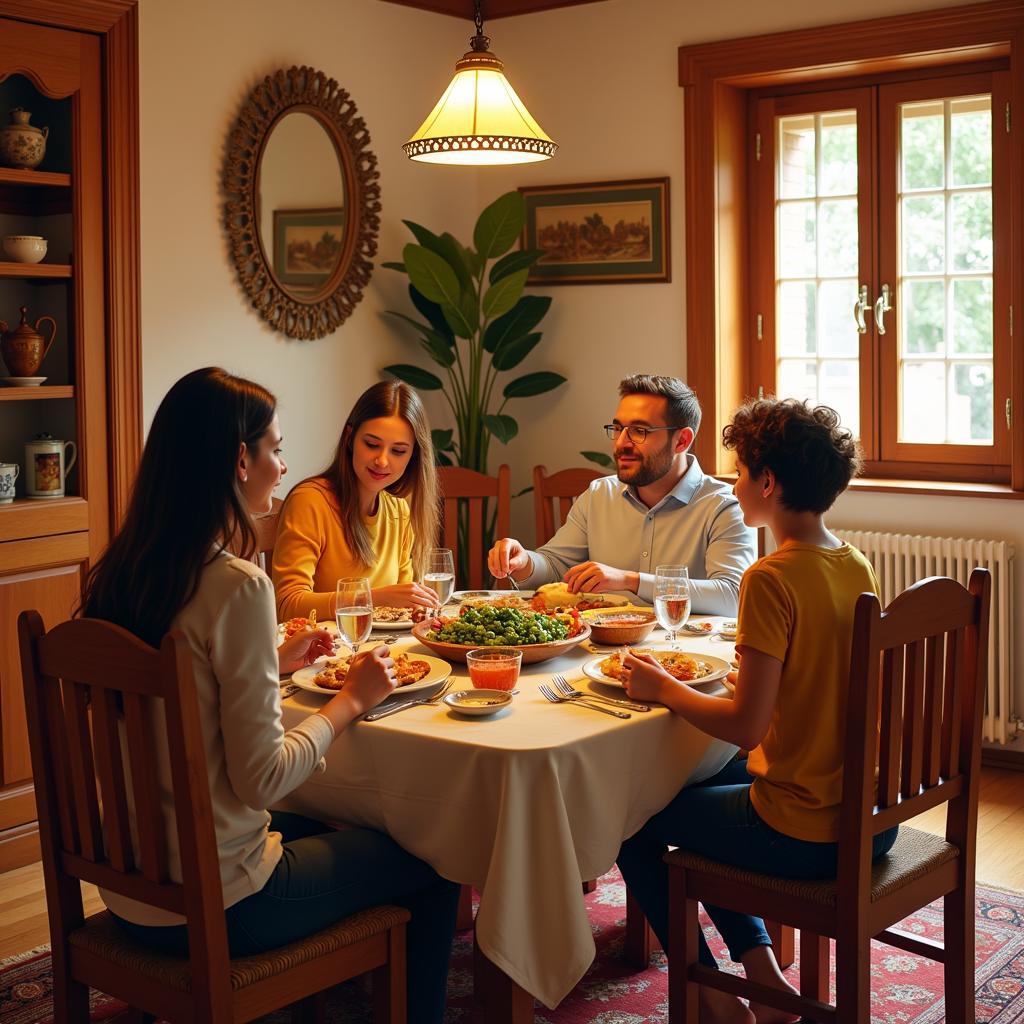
left=679, top=0, right=1024, bottom=490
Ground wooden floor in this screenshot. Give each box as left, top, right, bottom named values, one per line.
left=1, top=766, right=1022, bottom=963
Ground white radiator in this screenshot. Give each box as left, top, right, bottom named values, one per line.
left=834, top=529, right=1016, bottom=744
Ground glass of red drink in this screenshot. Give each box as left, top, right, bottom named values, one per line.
left=466, top=648, right=522, bottom=691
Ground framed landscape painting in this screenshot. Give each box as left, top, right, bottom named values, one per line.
left=518, top=178, right=670, bottom=285
left=273, top=207, right=346, bottom=290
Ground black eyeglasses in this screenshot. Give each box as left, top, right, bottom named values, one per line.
left=603, top=424, right=682, bottom=444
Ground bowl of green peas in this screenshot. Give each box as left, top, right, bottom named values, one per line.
left=412, top=604, right=591, bottom=664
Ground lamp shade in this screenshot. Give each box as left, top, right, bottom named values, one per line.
left=404, top=50, right=557, bottom=165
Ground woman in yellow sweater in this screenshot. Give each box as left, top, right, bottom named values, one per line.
left=273, top=381, right=440, bottom=623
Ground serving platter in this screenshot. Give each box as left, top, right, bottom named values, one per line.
left=411, top=621, right=591, bottom=665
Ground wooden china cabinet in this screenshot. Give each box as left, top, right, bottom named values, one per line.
left=0, top=2, right=140, bottom=871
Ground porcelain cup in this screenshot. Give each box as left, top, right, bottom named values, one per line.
left=0, top=462, right=18, bottom=503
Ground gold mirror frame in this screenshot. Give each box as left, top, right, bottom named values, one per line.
left=223, top=66, right=380, bottom=340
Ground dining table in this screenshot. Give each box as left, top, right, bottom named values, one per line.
left=277, top=613, right=739, bottom=1022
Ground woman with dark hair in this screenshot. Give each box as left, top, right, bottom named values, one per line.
left=273, top=380, right=440, bottom=623
left=81, top=367, right=458, bottom=1024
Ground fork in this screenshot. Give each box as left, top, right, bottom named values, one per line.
left=363, top=676, right=456, bottom=722
left=494, top=572, right=520, bottom=592
left=550, top=674, right=651, bottom=713
left=538, top=683, right=630, bottom=719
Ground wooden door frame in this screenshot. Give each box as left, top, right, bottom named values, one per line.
left=0, top=0, right=141, bottom=524
left=678, top=0, right=1024, bottom=489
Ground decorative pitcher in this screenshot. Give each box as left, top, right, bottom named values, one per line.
left=0, top=306, right=57, bottom=377
left=25, top=434, right=76, bottom=499
left=0, top=108, right=48, bottom=169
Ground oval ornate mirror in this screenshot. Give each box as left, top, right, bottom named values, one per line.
left=224, top=66, right=380, bottom=340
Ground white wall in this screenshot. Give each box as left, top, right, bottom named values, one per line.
left=137, top=0, right=1021, bottom=736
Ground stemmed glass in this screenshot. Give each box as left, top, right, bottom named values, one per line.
left=335, top=577, right=373, bottom=656
left=423, top=548, right=455, bottom=606
left=653, top=565, right=691, bottom=649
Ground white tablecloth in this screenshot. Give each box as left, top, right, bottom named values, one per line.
left=278, top=620, right=737, bottom=1008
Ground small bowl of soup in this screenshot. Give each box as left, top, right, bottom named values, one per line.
left=466, top=648, right=522, bottom=691
left=588, top=611, right=658, bottom=646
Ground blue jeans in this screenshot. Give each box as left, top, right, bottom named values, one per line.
left=617, top=758, right=899, bottom=968
left=112, top=812, right=460, bottom=1024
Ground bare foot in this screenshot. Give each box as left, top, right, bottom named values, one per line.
left=700, top=986, right=756, bottom=1024
left=740, top=945, right=801, bottom=1024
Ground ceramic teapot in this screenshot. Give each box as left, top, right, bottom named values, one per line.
left=0, top=307, right=57, bottom=378
left=0, top=108, right=48, bottom=169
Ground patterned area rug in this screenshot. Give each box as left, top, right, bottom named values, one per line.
left=3, top=869, right=1023, bottom=1023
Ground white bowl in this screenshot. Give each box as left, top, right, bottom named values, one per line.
left=3, top=235, right=47, bottom=263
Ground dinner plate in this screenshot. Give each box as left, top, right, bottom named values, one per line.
left=290, top=652, right=452, bottom=697
left=680, top=620, right=717, bottom=636
left=581, top=651, right=732, bottom=689
left=370, top=610, right=416, bottom=631
left=276, top=619, right=338, bottom=647
left=451, top=589, right=536, bottom=604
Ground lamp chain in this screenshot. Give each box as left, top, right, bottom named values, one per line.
left=470, top=0, right=490, bottom=52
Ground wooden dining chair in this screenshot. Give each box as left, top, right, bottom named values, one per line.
left=663, top=568, right=991, bottom=1024
left=437, top=465, right=511, bottom=590
left=532, top=465, right=602, bottom=547
left=18, top=610, right=410, bottom=1024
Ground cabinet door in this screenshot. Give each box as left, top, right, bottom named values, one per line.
left=0, top=534, right=87, bottom=802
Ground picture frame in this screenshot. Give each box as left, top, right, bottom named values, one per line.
left=272, top=206, right=347, bottom=290
left=518, top=178, right=670, bottom=285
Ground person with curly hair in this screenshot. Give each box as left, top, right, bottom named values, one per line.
left=616, top=398, right=897, bottom=1024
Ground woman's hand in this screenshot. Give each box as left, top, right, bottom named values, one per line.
left=372, top=582, right=440, bottom=611
left=333, top=645, right=397, bottom=717
left=277, top=628, right=334, bottom=677
left=622, top=650, right=676, bottom=703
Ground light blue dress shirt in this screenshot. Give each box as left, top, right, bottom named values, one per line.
left=520, top=456, right=755, bottom=615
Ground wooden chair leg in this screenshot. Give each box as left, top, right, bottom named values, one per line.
left=943, top=884, right=973, bottom=1024
left=668, top=867, right=700, bottom=1024
left=799, top=931, right=830, bottom=1003
left=834, top=931, right=871, bottom=1024
left=292, top=992, right=327, bottom=1024
left=765, top=918, right=795, bottom=969
left=624, top=883, right=656, bottom=968
left=374, top=922, right=407, bottom=1024
left=52, top=969, right=90, bottom=1024
left=456, top=883, right=474, bottom=930
left=582, top=878, right=597, bottom=894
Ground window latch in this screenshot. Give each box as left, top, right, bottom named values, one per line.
left=874, top=284, right=892, bottom=335
left=853, top=285, right=869, bottom=334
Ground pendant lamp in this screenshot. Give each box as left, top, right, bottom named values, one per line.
left=403, top=0, right=557, bottom=165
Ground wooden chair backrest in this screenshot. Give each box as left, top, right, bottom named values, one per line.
left=253, top=496, right=283, bottom=572
left=18, top=611, right=233, bottom=1017
left=532, top=465, right=602, bottom=547
left=838, top=568, right=991, bottom=892
left=437, top=465, right=511, bottom=590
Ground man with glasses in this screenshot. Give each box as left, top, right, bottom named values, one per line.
left=488, top=374, right=755, bottom=614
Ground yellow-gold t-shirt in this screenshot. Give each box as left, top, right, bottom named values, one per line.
left=738, top=541, right=879, bottom=843
left=272, top=479, right=414, bottom=623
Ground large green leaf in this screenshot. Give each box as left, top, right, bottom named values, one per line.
left=405, top=221, right=473, bottom=291
left=483, top=295, right=552, bottom=352
left=441, top=290, right=476, bottom=339
left=483, top=414, right=519, bottom=444
left=473, top=191, right=526, bottom=259
left=420, top=335, right=455, bottom=368
left=581, top=450, right=615, bottom=469
left=503, top=371, right=566, bottom=399
left=492, top=331, right=541, bottom=371
left=489, top=249, right=544, bottom=284
left=436, top=449, right=454, bottom=467
left=482, top=269, right=528, bottom=319
left=383, top=363, right=444, bottom=390
left=431, top=428, right=455, bottom=451
left=440, top=232, right=476, bottom=289
left=409, top=286, right=453, bottom=342
left=403, top=244, right=461, bottom=309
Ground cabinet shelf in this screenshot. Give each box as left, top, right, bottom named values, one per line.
left=0, top=386, right=74, bottom=401
left=0, top=168, right=71, bottom=188
left=0, top=262, right=72, bottom=279
left=0, top=495, right=88, bottom=545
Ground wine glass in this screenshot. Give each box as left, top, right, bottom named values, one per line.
left=335, top=577, right=373, bottom=656
left=653, top=565, right=691, bottom=649
left=423, top=548, right=455, bottom=606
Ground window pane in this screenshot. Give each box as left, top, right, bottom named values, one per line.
left=778, top=359, right=818, bottom=404
left=819, top=361, right=859, bottom=437
left=901, top=362, right=946, bottom=442
left=902, top=279, right=945, bottom=355
left=901, top=101, right=944, bottom=190
left=951, top=97, right=992, bottom=187
left=818, top=280, right=859, bottom=357
left=778, top=201, right=817, bottom=277
left=902, top=195, right=945, bottom=272
left=951, top=192, right=992, bottom=272
left=819, top=200, right=858, bottom=276
left=820, top=112, right=857, bottom=196
left=950, top=363, right=993, bottom=443
left=952, top=279, right=992, bottom=354
left=778, top=281, right=816, bottom=355
left=778, top=115, right=815, bottom=199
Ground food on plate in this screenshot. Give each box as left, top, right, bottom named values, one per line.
left=461, top=593, right=534, bottom=612
left=598, top=649, right=714, bottom=683
left=683, top=620, right=715, bottom=633
left=313, top=653, right=432, bottom=691
left=425, top=604, right=583, bottom=647
left=531, top=582, right=619, bottom=612
left=372, top=605, right=427, bottom=624
left=283, top=608, right=318, bottom=638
